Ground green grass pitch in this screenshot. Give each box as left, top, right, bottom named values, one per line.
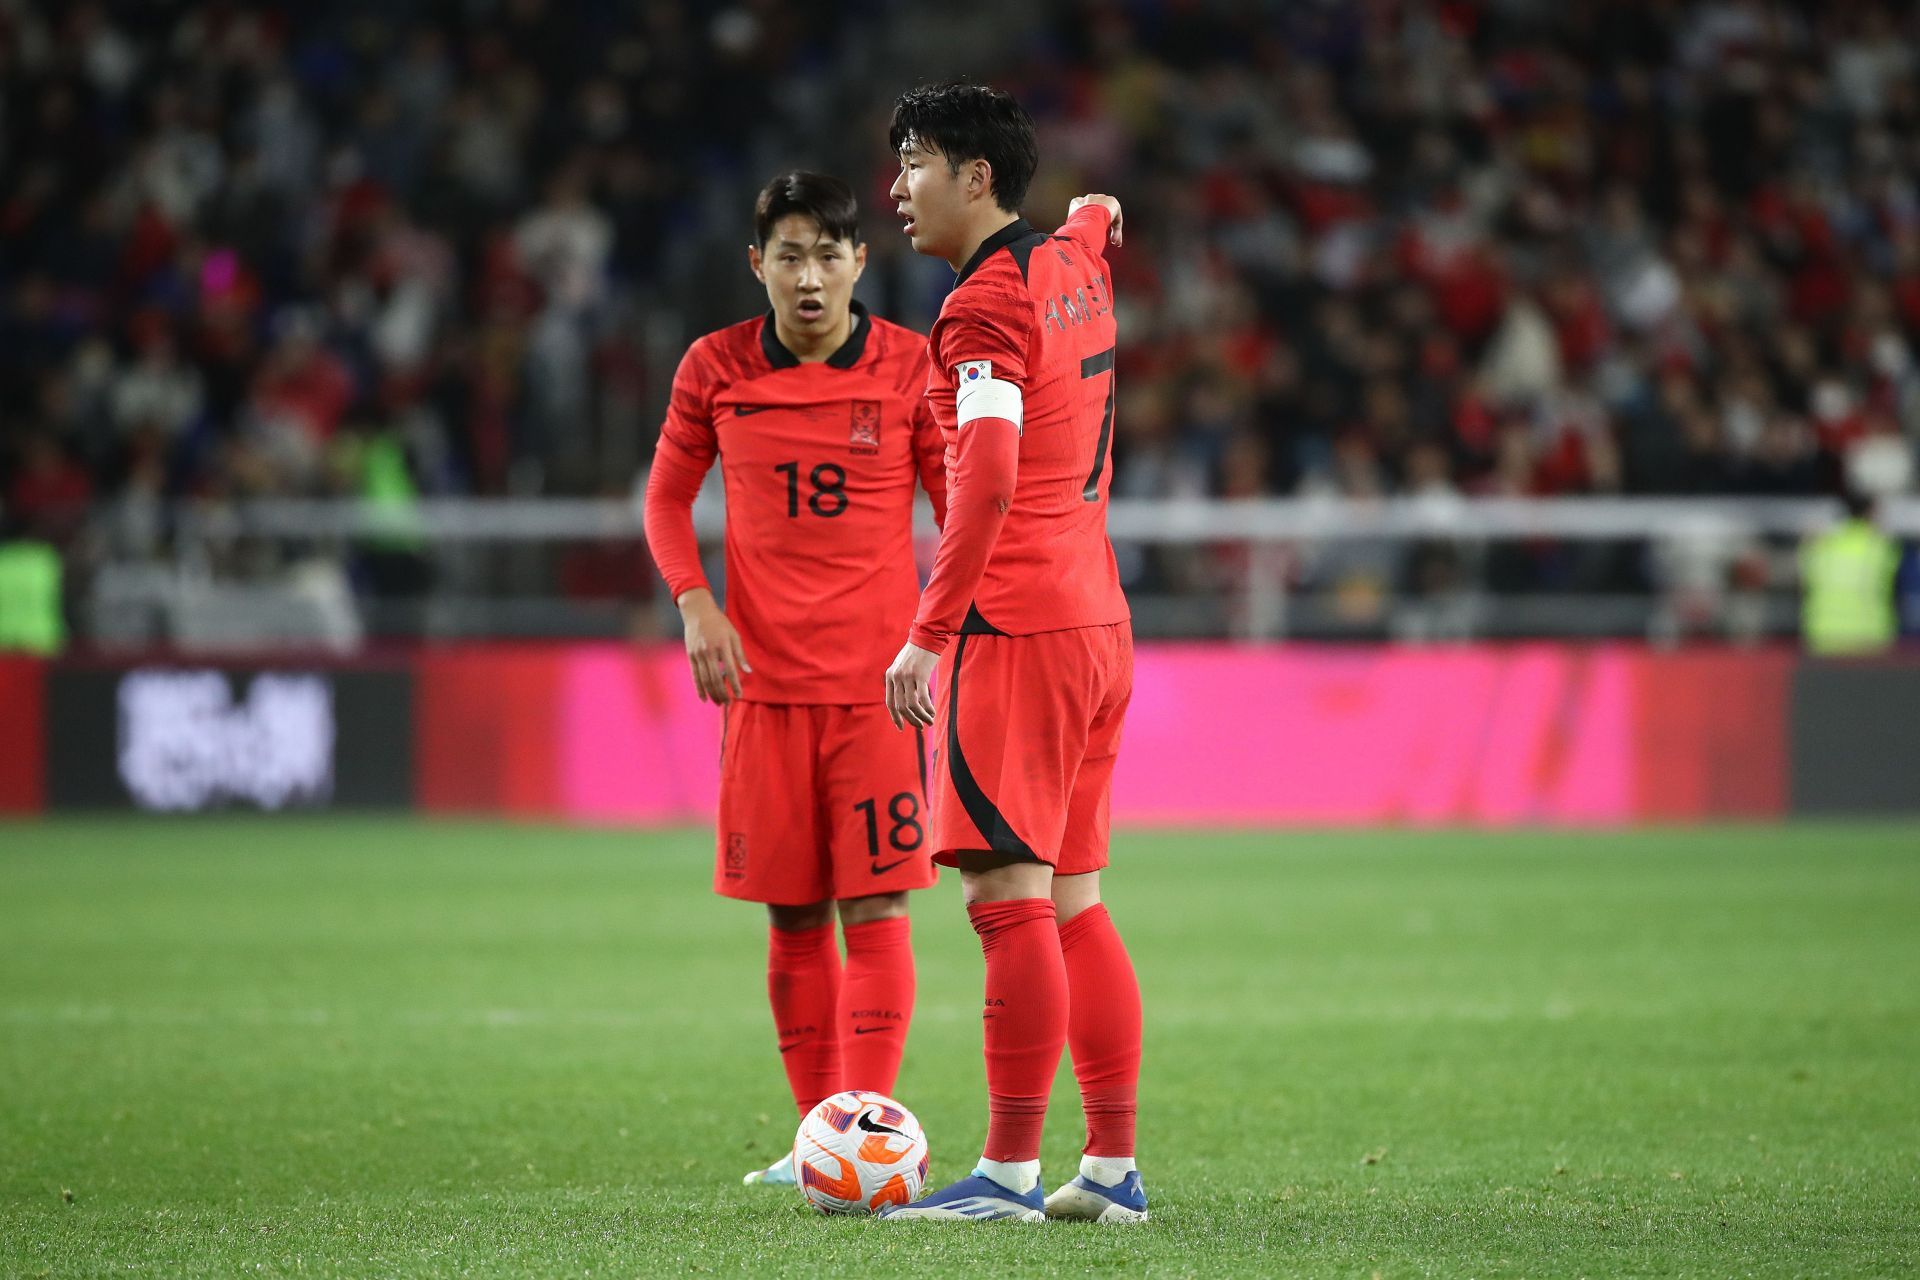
left=3, top=819, right=1917, bottom=1277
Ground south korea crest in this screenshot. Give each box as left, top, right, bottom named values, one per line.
left=850, top=400, right=881, bottom=454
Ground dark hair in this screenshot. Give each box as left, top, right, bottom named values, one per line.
left=754, top=170, right=859, bottom=247
left=888, top=81, right=1038, bottom=213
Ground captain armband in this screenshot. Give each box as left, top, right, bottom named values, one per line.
left=955, top=360, right=1024, bottom=435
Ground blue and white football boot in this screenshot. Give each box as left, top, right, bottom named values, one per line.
left=1044, top=1169, right=1149, bottom=1223
left=878, top=1168, right=1047, bottom=1222
left=741, top=1153, right=797, bottom=1187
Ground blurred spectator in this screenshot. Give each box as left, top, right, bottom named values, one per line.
left=1801, top=491, right=1900, bottom=654
left=515, top=165, right=614, bottom=314
left=247, top=309, right=353, bottom=487
left=110, top=317, right=204, bottom=441
left=5, top=433, right=92, bottom=545
left=0, top=506, right=65, bottom=655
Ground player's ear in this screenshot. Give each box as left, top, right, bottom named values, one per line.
left=852, top=241, right=868, bottom=278
left=747, top=243, right=766, bottom=284
left=969, top=158, right=992, bottom=203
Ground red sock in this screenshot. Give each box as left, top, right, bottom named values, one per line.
left=767, top=923, right=842, bottom=1115
left=1059, top=903, right=1141, bottom=1157
left=838, top=916, right=915, bottom=1094
left=968, top=898, right=1069, bottom=1163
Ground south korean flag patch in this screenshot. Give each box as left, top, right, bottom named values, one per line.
left=954, top=360, right=1023, bottom=433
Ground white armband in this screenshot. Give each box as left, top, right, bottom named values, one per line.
left=955, top=360, right=1023, bottom=434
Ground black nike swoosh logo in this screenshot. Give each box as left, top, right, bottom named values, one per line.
left=856, top=1113, right=905, bottom=1136
left=778, top=1040, right=801, bottom=1053
left=871, top=858, right=911, bottom=874
left=733, top=405, right=771, bottom=416
left=852, top=1025, right=892, bottom=1036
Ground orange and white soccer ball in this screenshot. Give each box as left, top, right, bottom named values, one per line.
left=791, top=1089, right=930, bottom=1215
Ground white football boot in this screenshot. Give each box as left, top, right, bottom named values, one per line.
left=741, top=1152, right=797, bottom=1186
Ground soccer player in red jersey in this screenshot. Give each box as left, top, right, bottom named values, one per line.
left=642, top=171, right=948, bottom=1187
left=875, top=84, right=1147, bottom=1223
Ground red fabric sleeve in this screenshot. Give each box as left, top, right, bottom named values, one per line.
left=1056, top=202, right=1113, bottom=256
left=642, top=344, right=719, bottom=602
left=908, top=415, right=1018, bottom=653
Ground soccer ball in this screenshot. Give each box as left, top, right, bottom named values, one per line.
left=791, top=1089, right=930, bottom=1215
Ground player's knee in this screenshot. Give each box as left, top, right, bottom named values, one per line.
left=767, top=901, right=833, bottom=932
left=956, top=851, right=1054, bottom=905
left=836, top=892, right=908, bottom=925
left=1052, top=870, right=1102, bottom=923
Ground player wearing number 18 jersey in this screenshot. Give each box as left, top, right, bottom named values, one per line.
left=879, top=83, right=1147, bottom=1224
left=642, top=172, right=947, bottom=1186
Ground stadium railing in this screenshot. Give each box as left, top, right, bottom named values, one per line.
left=78, top=495, right=1918, bottom=648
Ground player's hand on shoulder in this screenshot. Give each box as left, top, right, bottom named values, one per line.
left=676, top=588, right=752, bottom=703
left=1068, top=194, right=1123, bottom=247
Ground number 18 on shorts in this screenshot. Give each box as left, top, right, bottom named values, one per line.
left=714, top=702, right=940, bottom=905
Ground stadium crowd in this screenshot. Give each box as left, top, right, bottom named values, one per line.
left=863, top=0, right=1920, bottom=510
left=3, top=2, right=1917, bottom=562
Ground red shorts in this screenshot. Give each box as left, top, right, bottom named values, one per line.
left=928, top=621, right=1133, bottom=875
left=714, top=702, right=939, bottom=905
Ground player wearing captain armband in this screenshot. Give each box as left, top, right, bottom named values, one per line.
left=877, top=81, right=1148, bottom=1225
left=642, top=171, right=948, bottom=1187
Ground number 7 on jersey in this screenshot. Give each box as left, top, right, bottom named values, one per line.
left=1080, top=346, right=1116, bottom=502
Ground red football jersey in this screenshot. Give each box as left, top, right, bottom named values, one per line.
left=916, top=204, right=1129, bottom=641
left=645, top=302, right=946, bottom=704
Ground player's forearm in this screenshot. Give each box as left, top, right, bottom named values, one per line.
left=908, top=419, right=1017, bottom=653
left=642, top=449, right=710, bottom=601
left=910, top=504, right=1007, bottom=653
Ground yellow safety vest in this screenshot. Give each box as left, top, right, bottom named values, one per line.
left=1800, top=519, right=1899, bottom=656
left=0, top=538, right=65, bottom=656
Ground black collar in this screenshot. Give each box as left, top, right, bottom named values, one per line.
left=760, top=299, right=872, bottom=370
left=956, top=218, right=1038, bottom=285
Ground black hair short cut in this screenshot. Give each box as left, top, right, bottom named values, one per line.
left=754, top=170, right=860, bottom=247
left=888, top=80, right=1038, bottom=213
